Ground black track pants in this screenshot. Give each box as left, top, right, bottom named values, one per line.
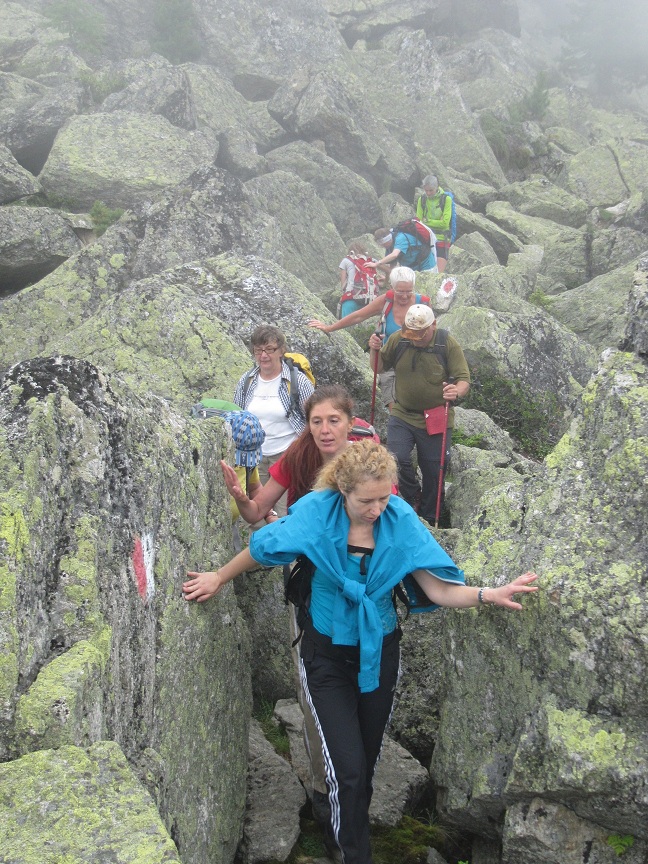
left=387, top=415, right=449, bottom=523
left=299, top=626, right=401, bottom=864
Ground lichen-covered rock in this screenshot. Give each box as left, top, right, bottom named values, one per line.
left=485, top=200, right=588, bottom=289
left=183, top=63, right=285, bottom=149
left=442, top=264, right=598, bottom=451
left=323, top=0, right=520, bottom=42
left=431, top=348, right=648, bottom=841
left=589, top=225, right=648, bottom=278
left=447, top=169, right=499, bottom=210
left=445, top=29, right=536, bottom=115
left=502, top=798, right=648, bottom=864
left=0, top=141, right=41, bottom=204
left=232, top=565, right=293, bottom=707
left=38, top=111, right=219, bottom=209
left=240, top=720, right=306, bottom=864
left=445, top=446, right=530, bottom=529
left=455, top=205, right=523, bottom=259
left=101, top=57, right=196, bottom=129
left=0, top=219, right=142, bottom=372
left=0, top=204, right=83, bottom=295
left=446, top=245, right=486, bottom=275
left=0, top=76, right=87, bottom=174
left=620, top=256, right=648, bottom=357
left=265, top=140, right=382, bottom=240
left=128, top=166, right=263, bottom=282
left=609, top=138, right=648, bottom=196
left=244, top=170, right=346, bottom=295
left=0, top=2, right=63, bottom=71
left=549, top=260, right=639, bottom=350
left=368, top=736, right=429, bottom=828
left=499, top=175, right=589, bottom=228
left=558, top=143, right=629, bottom=208
left=355, top=33, right=507, bottom=187
left=0, top=356, right=252, bottom=864
left=14, top=41, right=92, bottom=87
left=542, top=89, right=647, bottom=144
left=544, top=125, right=590, bottom=155
left=268, top=64, right=415, bottom=186
left=451, top=231, right=500, bottom=270
left=453, top=406, right=516, bottom=455
left=194, top=0, right=346, bottom=86
left=0, top=741, right=181, bottom=862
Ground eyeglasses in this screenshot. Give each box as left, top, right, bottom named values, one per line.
left=394, top=291, right=414, bottom=296
left=253, top=345, right=281, bottom=357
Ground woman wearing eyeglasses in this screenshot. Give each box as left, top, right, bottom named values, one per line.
left=234, top=325, right=315, bottom=516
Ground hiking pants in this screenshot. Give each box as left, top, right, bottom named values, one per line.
left=387, top=415, right=450, bottom=523
left=299, top=626, right=401, bottom=864
left=289, top=606, right=328, bottom=798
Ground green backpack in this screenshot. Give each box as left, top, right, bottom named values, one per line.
left=190, top=398, right=240, bottom=419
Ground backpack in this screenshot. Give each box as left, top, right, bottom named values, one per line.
left=242, top=352, right=315, bottom=419
left=416, top=190, right=457, bottom=244
left=348, top=417, right=380, bottom=443
left=189, top=399, right=255, bottom=489
left=390, top=218, right=436, bottom=269
left=284, top=555, right=316, bottom=639
left=440, top=191, right=457, bottom=243
left=393, top=328, right=450, bottom=378
left=337, top=256, right=377, bottom=317
left=190, top=398, right=240, bottom=419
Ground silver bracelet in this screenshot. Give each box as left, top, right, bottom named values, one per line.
left=478, top=587, right=485, bottom=604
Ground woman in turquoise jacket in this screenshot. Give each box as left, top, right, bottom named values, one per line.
left=184, top=441, right=538, bottom=864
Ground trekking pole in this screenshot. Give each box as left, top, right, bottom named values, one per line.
left=434, top=377, right=455, bottom=529
left=369, top=310, right=387, bottom=425
left=369, top=334, right=380, bottom=426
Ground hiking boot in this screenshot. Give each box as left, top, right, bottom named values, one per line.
left=321, top=824, right=343, bottom=864
left=311, top=790, right=331, bottom=827
left=311, top=791, right=342, bottom=863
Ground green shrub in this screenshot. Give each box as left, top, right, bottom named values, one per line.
left=77, top=69, right=127, bottom=104
left=606, top=834, right=635, bottom=855
left=43, top=0, right=106, bottom=55
left=479, top=111, right=510, bottom=164
left=252, top=700, right=290, bottom=757
left=528, top=288, right=553, bottom=310
left=90, top=201, right=124, bottom=236
left=44, top=191, right=79, bottom=211
left=150, top=0, right=202, bottom=64
left=464, top=370, right=562, bottom=459
left=509, top=72, right=550, bottom=123
left=452, top=429, right=487, bottom=448
left=371, top=815, right=446, bottom=864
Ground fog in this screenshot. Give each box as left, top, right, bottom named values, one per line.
left=518, top=0, right=648, bottom=98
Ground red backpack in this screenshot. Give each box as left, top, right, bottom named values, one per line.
left=348, top=417, right=380, bottom=443
left=337, top=256, right=377, bottom=316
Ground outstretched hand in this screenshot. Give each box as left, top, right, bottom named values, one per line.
left=489, top=572, right=539, bottom=610
left=308, top=319, right=331, bottom=332
left=221, top=460, right=247, bottom=501
left=183, top=570, right=225, bottom=603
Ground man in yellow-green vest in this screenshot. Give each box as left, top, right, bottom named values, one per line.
left=416, top=174, right=453, bottom=273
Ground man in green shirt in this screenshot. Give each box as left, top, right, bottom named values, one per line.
left=368, top=305, right=470, bottom=523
